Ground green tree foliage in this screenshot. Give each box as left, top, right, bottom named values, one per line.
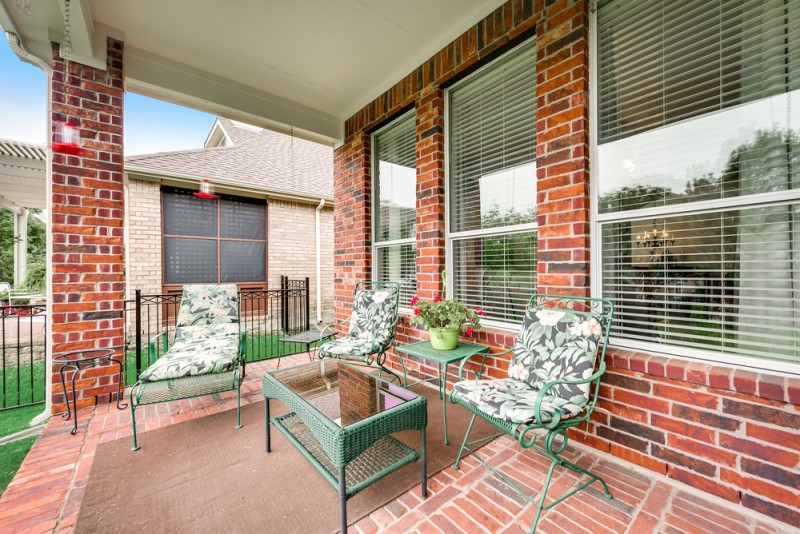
left=0, top=208, right=46, bottom=289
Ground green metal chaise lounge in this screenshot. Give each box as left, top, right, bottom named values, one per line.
left=129, top=284, right=246, bottom=451
left=449, top=294, right=614, bottom=532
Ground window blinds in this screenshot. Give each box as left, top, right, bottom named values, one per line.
left=598, top=0, right=800, bottom=144
left=449, top=41, right=537, bottom=233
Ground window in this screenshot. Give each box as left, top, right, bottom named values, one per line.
left=373, top=112, right=417, bottom=305
left=447, top=39, right=538, bottom=324
left=596, top=0, right=800, bottom=370
left=162, top=187, right=267, bottom=286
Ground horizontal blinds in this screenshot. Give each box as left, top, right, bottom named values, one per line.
left=452, top=231, right=537, bottom=323
left=376, top=244, right=417, bottom=306
left=375, top=112, right=416, bottom=242
left=449, top=41, right=537, bottom=233
left=601, top=203, right=800, bottom=364
left=598, top=0, right=800, bottom=144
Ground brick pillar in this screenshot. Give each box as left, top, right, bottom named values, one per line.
left=535, top=0, right=590, bottom=296
left=332, top=133, right=371, bottom=324
left=414, top=88, right=446, bottom=301
left=50, top=38, right=125, bottom=414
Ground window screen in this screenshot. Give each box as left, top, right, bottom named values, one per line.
left=448, top=39, right=537, bottom=323
left=164, top=238, right=218, bottom=284
left=373, top=111, right=417, bottom=305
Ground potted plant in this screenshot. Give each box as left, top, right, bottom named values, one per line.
left=409, top=271, right=486, bottom=350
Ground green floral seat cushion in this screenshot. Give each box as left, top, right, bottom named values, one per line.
left=174, top=284, right=239, bottom=340
left=138, top=334, right=239, bottom=382
left=346, top=286, right=399, bottom=351
left=318, top=337, right=376, bottom=360
left=452, top=378, right=585, bottom=424
left=508, top=307, right=602, bottom=407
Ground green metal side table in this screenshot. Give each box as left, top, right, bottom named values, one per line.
left=396, top=340, right=489, bottom=445
left=263, top=360, right=427, bottom=533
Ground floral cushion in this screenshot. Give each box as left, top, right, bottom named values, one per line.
left=347, top=285, right=399, bottom=351
left=318, top=337, right=376, bottom=360
left=452, top=378, right=585, bottom=424
left=138, top=334, right=239, bottom=382
left=508, top=307, right=602, bottom=406
left=174, top=284, right=239, bottom=341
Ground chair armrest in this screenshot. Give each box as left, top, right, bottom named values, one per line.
left=457, top=346, right=514, bottom=382
left=316, top=324, right=338, bottom=346
left=533, top=359, right=607, bottom=429
left=148, top=331, right=169, bottom=365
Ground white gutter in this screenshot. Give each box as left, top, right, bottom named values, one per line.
left=315, top=198, right=325, bottom=323
left=6, top=31, right=52, bottom=426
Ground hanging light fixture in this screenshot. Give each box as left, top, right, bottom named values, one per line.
left=193, top=178, right=219, bottom=199
left=53, top=0, right=82, bottom=155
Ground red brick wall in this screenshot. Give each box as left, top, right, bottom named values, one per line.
left=50, top=38, right=125, bottom=414
left=333, top=0, right=800, bottom=527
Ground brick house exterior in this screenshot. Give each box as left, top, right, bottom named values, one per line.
left=124, top=118, right=334, bottom=321
left=333, top=0, right=800, bottom=526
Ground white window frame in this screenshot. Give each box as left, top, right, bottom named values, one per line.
left=371, top=110, right=417, bottom=311
left=444, top=37, right=539, bottom=331
left=588, top=2, right=800, bottom=375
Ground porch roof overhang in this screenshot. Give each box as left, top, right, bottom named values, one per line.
left=0, top=138, right=46, bottom=211
left=0, top=0, right=507, bottom=146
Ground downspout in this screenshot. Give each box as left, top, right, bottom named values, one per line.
left=6, top=31, right=53, bottom=426
left=315, top=198, right=325, bottom=323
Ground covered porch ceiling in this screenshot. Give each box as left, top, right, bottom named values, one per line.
left=0, top=0, right=507, bottom=145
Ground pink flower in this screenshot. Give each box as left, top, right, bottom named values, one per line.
left=433, top=295, right=443, bottom=303
left=409, top=296, right=419, bottom=306
left=465, top=326, right=474, bottom=336
left=414, top=308, right=421, bottom=315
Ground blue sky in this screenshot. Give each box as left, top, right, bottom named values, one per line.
left=0, top=37, right=215, bottom=155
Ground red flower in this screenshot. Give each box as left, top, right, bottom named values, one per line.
left=475, top=306, right=487, bottom=317
left=414, top=308, right=422, bottom=315
left=465, top=326, right=474, bottom=336
left=409, top=296, right=419, bottom=306
left=433, top=295, right=443, bottom=303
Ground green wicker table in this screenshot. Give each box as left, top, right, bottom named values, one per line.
left=396, top=340, right=489, bottom=445
left=263, top=360, right=427, bottom=533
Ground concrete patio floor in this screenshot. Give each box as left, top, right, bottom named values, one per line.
left=0, top=353, right=793, bottom=534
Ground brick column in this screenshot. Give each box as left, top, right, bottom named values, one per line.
left=414, top=88, right=446, bottom=301
left=50, top=38, right=125, bottom=414
left=534, top=0, right=590, bottom=296
left=332, top=133, right=372, bottom=324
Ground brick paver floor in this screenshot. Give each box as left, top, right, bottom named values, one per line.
left=0, top=353, right=793, bottom=534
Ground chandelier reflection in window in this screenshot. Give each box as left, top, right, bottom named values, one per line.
left=635, top=226, right=675, bottom=265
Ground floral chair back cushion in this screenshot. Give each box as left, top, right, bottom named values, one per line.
left=508, top=307, right=602, bottom=405
left=174, top=284, right=240, bottom=340
left=348, top=286, right=399, bottom=349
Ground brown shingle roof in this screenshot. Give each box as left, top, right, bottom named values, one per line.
left=125, top=118, right=333, bottom=200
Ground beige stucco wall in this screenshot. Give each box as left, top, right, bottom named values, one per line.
left=125, top=178, right=162, bottom=297
left=268, top=198, right=334, bottom=323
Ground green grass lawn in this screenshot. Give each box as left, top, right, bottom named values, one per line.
left=0, top=436, right=36, bottom=495
left=0, top=361, right=46, bottom=410
left=0, top=404, right=44, bottom=437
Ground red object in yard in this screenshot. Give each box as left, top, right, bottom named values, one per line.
left=193, top=179, right=219, bottom=199
left=53, top=121, right=82, bottom=154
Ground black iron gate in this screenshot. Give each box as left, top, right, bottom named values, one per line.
left=124, top=278, right=311, bottom=385
left=0, top=305, right=47, bottom=411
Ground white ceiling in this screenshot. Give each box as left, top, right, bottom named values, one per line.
left=1, top=0, right=507, bottom=143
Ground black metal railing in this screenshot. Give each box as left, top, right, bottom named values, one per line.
left=1, top=305, right=47, bottom=411
left=123, top=278, right=311, bottom=385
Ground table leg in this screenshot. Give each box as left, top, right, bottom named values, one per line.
left=69, top=363, right=80, bottom=435
left=59, top=364, right=71, bottom=422
left=307, top=342, right=313, bottom=363
left=339, top=465, right=347, bottom=533
left=442, top=363, right=449, bottom=446
left=108, top=356, right=128, bottom=410
left=420, top=426, right=428, bottom=499
left=265, top=398, right=271, bottom=453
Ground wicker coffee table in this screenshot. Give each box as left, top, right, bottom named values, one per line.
left=263, top=360, right=428, bottom=533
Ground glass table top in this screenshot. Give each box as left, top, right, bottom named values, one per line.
left=268, top=361, right=417, bottom=427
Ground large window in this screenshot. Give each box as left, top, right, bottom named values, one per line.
left=373, top=112, right=417, bottom=305
left=447, top=39, right=538, bottom=324
left=596, top=0, right=800, bottom=370
left=162, top=187, right=267, bottom=287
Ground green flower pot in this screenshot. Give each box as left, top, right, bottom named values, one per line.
left=428, top=327, right=460, bottom=350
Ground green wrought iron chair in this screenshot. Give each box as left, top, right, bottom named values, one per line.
left=129, top=284, right=246, bottom=451
left=317, top=281, right=405, bottom=384
left=449, top=294, right=614, bottom=532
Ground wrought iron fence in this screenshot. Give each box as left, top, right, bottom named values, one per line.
left=0, top=304, right=47, bottom=411
left=123, top=278, right=311, bottom=385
